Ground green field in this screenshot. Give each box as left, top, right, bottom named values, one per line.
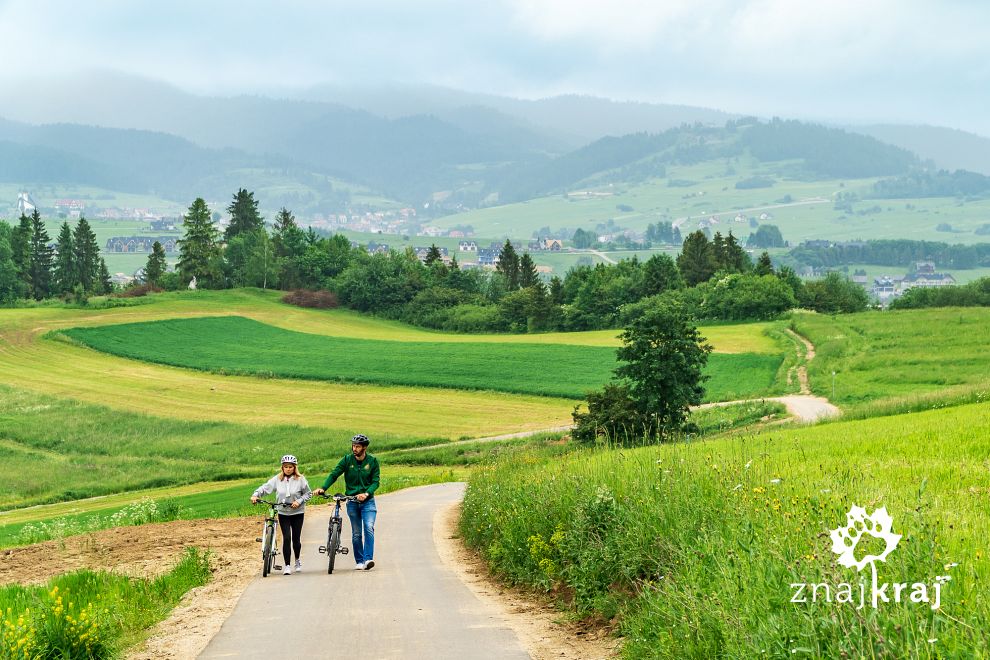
left=430, top=158, right=990, bottom=246
left=462, top=400, right=990, bottom=657
left=792, top=308, right=990, bottom=413
left=59, top=316, right=785, bottom=401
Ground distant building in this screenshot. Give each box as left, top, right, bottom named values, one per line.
left=16, top=192, right=36, bottom=216
left=478, top=248, right=498, bottom=266
left=872, top=276, right=898, bottom=304
left=458, top=241, right=478, bottom=252
left=414, top=246, right=449, bottom=263
left=105, top=236, right=179, bottom=253
left=899, top=272, right=956, bottom=292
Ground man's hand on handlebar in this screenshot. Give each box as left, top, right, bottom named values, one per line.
left=313, top=488, right=325, bottom=496
left=356, top=493, right=368, bottom=502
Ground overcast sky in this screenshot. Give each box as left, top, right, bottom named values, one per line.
left=1, top=0, right=987, bottom=135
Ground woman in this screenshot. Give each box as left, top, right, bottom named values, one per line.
left=251, top=454, right=312, bottom=575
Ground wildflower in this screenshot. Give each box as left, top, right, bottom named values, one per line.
left=770, top=478, right=782, bottom=485
left=744, top=460, right=752, bottom=470
left=944, top=562, right=959, bottom=569
left=732, top=484, right=742, bottom=491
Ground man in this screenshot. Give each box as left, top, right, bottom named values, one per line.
left=314, top=434, right=380, bottom=570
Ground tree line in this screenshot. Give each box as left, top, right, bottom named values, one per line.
left=0, top=211, right=111, bottom=303
left=789, top=239, right=990, bottom=270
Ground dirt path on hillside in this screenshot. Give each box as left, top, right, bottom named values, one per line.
left=0, top=518, right=260, bottom=659
left=783, top=327, right=816, bottom=395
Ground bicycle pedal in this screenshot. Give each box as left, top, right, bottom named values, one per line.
left=274, top=565, right=282, bottom=571
left=318, top=546, right=326, bottom=553
left=340, top=547, right=349, bottom=555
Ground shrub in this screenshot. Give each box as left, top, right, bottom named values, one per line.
left=115, top=283, right=163, bottom=298
left=281, top=289, right=339, bottom=309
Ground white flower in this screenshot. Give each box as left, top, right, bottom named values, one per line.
left=770, top=478, right=782, bottom=484
left=744, top=460, right=752, bottom=470
left=732, top=484, right=743, bottom=491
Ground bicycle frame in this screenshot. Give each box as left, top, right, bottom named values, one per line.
left=318, top=494, right=357, bottom=574
left=255, top=499, right=284, bottom=576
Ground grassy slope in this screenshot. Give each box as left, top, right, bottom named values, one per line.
left=792, top=308, right=990, bottom=414
left=462, top=400, right=990, bottom=657
left=433, top=158, right=990, bottom=245
left=60, top=315, right=784, bottom=401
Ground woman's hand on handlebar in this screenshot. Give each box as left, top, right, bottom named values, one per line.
left=251, top=496, right=259, bottom=504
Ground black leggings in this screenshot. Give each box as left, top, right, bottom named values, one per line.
left=278, top=513, right=304, bottom=564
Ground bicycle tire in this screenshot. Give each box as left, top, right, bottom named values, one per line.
left=263, top=523, right=275, bottom=577
left=327, top=521, right=340, bottom=574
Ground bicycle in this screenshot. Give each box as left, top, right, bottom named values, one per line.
left=254, top=498, right=288, bottom=577
left=317, top=493, right=358, bottom=574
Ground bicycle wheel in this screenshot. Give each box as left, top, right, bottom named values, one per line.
left=327, top=520, right=341, bottom=574
left=263, top=523, right=275, bottom=577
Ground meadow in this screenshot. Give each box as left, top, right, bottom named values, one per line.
left=60, top=315, right=785, bottom=401
left=432, top=158, right=990, bottom=246
left=461, top=400, right=990, bottom=658
left=791, top=308, right=990, bottom=414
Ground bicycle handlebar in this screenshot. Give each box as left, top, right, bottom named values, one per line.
left=254, top=499, right=290, bottom=507
left=315, top=493, right=359, bottom=502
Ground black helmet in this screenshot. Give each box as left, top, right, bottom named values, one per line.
left=351, top=434, right=370, bottom=447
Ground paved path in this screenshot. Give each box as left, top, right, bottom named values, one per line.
left=199, top=483, right=529, bottom=660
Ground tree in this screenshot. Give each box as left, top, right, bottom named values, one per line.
left=643, top=253, right=683, bottom=295
left=424, top=244, right=443, bottom=266
left=549, top=276, right=564, bottom=305
left=747, top=224, right=785, bottom=248
left=11, top=214, right=32, bottom=291
left=224, top=188, right=264, bottom=241
left=722, top=231, right=751, bottom=272
left=72, top=217, right=100, bottom=292
left=145, top=241, right=167, bottom=286
left=0, top=222, right=23, bottom=302
left=614, top=301, right=712, bottom=438
left=800, top=272, right=869, bottom=313
left=496, top=239, right=520, bottom=290
left=571, top=228, right=596, bottom=249
left=518, top=253, right=540, bottom=289
left=226, top=228, right=277, bottom=288
left=271, top=208, right=307, bottom=289
left=754, top=251, right=775, bottom=276
left=677, top=231, right=716, bottom=286
left=28, top=210, right=53, bottom=299
left=97, top=258, right=113, bottom=294
left=178, top=198, right=223, bottom=288
left=53, top=222, right=76, bottom=295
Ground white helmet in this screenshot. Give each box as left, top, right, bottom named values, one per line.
left=281, top=454, right=298, bottom=465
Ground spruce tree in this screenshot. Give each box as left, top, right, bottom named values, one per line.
left=518, top=252, right=540, bottom=289
left=424, top=244, right=443, bottom=266
left=11, top=214, right=32, bottom=290
left=28, top=210, right=53, bottom=299
left=72, top=217, right=100, bottom=292
left=754, top=251, right=775, bottom=276
left=676, top=231, right=716, bottom=286
left=549, top=276, right=564, bottom=305
left=178, top=198, right=222, bottom=287
left=145, top=241, right=167, bottom=285
left=0, top=222, right=23, bottom=302
left=97, top=258, right=112, bottom=294
left=643, top=253, right=684, bottom=295
left=225, top=188, right=264, bottom=241
left=53, top=222, right=76, bottom=295
left=496, top=239, right=520, bottom=290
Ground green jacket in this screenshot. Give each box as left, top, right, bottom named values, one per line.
left=321, top=453, right=380, bottom=497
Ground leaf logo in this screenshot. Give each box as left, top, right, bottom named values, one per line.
left=829, top=505, right=901, bottom=571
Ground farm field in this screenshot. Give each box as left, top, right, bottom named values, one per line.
left=837, top=263, right=990, bottom=285
left=792, top=308, right=990, bottom=413
left=61, top=315, right=785, bottom=401
left=431, top=158, right=990, bottom=246
left=462, top=398, right=990, bottom=657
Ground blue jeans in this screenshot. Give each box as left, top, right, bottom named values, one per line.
left=346, top=498, right=377, bottom=564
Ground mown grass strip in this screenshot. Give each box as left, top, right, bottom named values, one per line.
left=60, top=316, right=783, bottom=401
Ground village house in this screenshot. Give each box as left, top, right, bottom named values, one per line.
left=458, top=240, right=478, bottom=252
left=104, top=236, right=179, bottom=253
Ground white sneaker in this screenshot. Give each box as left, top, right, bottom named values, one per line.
left=294, top=560, right=302, bottom=573
left=354, top=562, right=366, bottom=570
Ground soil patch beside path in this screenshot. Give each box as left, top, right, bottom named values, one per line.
left=0, top=518, right=259, bottom=659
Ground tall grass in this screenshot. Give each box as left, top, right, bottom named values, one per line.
left=792, top=308, right=990, bottom=414
left=461, top=401, right=990, bottom=658
left=0, top=548, right=211, bottom=658
left=60, top=316, right=784, bottom=402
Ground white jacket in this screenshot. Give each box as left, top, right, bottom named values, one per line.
left=252, top=474, right=313, bottom=516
